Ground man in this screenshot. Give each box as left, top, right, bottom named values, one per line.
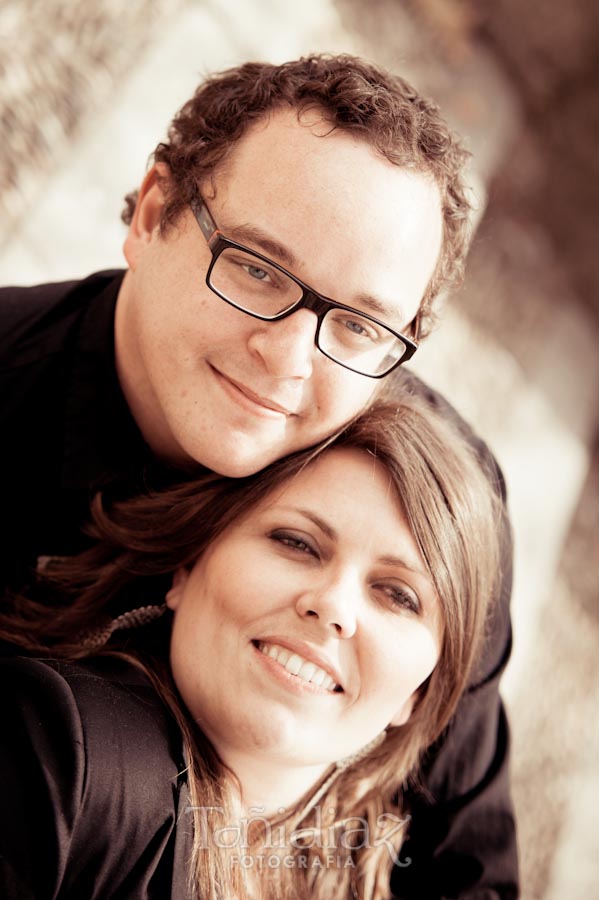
left=0, top=55, right=518, bottom=897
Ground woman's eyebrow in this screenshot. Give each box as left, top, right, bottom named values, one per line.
left=277, top=510, right=429, bottom=575
left=278, top=507, right=337, bottom=541
left=378, top=554, right=430, bottom=580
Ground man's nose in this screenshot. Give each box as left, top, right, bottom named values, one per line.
left=295, top=574, right=359, bottom=639
left=247, top=309, right=318, bottom=379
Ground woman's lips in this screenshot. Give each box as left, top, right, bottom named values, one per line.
left=252, top=637, right=344, bottom=694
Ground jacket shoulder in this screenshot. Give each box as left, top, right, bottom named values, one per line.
left=0, top=655, right=188, bottom=899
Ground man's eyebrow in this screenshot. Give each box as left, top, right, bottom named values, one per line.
left=352, top=292, right=403, bottom=324
left=228, top=223, right=298, bottom=269
left=227, top=223, right=406, bottom=326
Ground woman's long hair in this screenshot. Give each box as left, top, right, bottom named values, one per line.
left=0, top=390, right=503, bottom=899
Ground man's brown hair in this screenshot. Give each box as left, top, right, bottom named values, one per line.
left=123, top=54, right=472, bottom=337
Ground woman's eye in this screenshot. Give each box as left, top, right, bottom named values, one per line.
left=269, top=530, right=318, bottom=557
left=375, top=583, right=421, bottom=615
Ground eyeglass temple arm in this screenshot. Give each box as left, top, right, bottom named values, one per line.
left=414, top=310, right=424, bottom=343
left=190, top=197, right=219, bottom=244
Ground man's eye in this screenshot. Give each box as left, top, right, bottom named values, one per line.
left=330, top=314, right=382, bottom=344
left=345, top=319, right=369, bottom=336
left=244, top=264, right=270, bottom=282
left=269, top=530, right=318, bottom=557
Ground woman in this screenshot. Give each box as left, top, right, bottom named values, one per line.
left=0, top=394, right=501, bottom=900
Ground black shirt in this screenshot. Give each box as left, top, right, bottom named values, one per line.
left=0, top=272, right=519, bottom=897
left=1, top=271, right=184, bottom=593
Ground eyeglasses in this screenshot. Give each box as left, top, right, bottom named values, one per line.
left=190, top=196, right=419, bottom=378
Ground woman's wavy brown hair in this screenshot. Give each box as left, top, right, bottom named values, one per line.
left=1, top=390, right=502, bottom=899
left=122, top=54, right=472, bottom=338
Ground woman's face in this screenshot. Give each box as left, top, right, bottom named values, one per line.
left=167, top=448, right=442, bottom=771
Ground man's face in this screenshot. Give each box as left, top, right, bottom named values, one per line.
left=117, top=108, right=443, bottom=475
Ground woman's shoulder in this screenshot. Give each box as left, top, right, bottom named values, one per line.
left=0, top=654, right=191, bottom=899
left=0, top=653, right=186, bottom=809
left=2, top=654, right=182, bottom=757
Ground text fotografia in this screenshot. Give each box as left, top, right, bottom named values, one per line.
left=232, top=853, right=356, bottom=870
left=185, top=805, right=412, bottom=867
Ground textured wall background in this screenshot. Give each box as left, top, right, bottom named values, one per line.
left=0, top=0, right=188, bottom=236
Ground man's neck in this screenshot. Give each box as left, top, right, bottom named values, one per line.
left=114, top=271, right=194, bottom=468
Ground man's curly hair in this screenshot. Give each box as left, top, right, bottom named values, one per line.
left=122, top=54, right=472, bottom=338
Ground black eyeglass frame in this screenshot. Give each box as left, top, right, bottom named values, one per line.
left=190, top=196, right=419, bottom=378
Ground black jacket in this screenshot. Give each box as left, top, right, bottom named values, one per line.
left=0, top=655, right=192, bottom=899
left=0, top=272, right=519, bottom=898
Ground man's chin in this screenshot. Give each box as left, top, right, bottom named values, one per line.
left=191, top=442, right=287, bottom=479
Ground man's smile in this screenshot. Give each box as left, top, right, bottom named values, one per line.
left=211, top=365, right=300, bottom=419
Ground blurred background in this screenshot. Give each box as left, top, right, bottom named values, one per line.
left=0, top=1, right=597, bottom=896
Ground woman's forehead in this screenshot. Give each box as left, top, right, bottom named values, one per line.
left=262, top=447, right=398, bottom=511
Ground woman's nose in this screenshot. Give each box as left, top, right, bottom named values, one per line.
left=247, top=309, right=318, bottom=379
left=295, top=575, right=359, bottom=639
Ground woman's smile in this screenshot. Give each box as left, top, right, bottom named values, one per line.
left=252, top=639, right=342, bottom=694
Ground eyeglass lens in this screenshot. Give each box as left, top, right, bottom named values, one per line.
left=210, top=247, right=407, bottom=376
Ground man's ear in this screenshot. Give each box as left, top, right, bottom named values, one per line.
left=165, top=567, right=189, bottom=611
left=123, top=162, right=170, bottom=270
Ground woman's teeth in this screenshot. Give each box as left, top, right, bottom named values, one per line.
left=257, top=642, right=338, bottom=691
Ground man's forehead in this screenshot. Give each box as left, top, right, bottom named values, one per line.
left=206, top=106, right=388, bottom=192
left=201, top=109, right=443, bottom=328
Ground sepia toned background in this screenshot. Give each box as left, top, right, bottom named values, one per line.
left=1, top=1, right=597, bottom=896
